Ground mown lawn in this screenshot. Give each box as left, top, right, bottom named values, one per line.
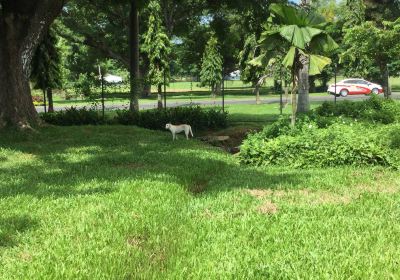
left=1, top=126, right=400, bottom=279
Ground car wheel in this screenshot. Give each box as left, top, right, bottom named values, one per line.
left=372, top=88, right=379, bottom=95
left=340, top=89, right=349, bottom=97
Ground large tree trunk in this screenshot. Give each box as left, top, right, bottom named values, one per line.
left=297, top=54, right=310, bottom=113
left=47, top=88, right=54, bottom=112
left=129, top=0, right=140, bottom=112
left=0, top=0, right=65, bottom=128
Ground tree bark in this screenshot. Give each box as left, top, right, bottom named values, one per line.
left=381, top=64, right=391, bottom=99
left=297, top=54, right=310, bottom=113
left=157, top=84, right=163, bottom=109
left=129, top=0, right=140, bottom=112
left=254, top=75, right=269, bottom=105
left=0, top=0, right=65, bottom=128
left=47, top=88, right=54, bottom=112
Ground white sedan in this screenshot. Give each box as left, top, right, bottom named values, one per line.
left=328, top=79, right=383, bottom=97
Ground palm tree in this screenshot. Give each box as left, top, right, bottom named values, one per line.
left=252, top=3, right=338, bottom=125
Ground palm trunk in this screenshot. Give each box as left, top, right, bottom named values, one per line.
left=47, top=88, right=54, bottom=113
left=157, top=84, right=163, bottom=109
left=297, top=54, right=310, bottom=113
left=129, top=0, right=140, bottom=111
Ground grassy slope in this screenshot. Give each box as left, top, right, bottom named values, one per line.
left=1, top=126, right=400, bottom=279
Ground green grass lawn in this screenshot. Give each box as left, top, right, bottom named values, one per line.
left=1, top=126, right=400, bottom=279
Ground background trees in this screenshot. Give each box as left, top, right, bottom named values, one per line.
left=31, top=29, right=63, bottom=113
left=142, top=0, right=171, bottom=108
left=200, top=35, right=223, bottom=97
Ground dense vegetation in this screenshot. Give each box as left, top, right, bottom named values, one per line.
left=41, top=106, right=228, bottom=131
left=240, top=97, right=400, bottom=168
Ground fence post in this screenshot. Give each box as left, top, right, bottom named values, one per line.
left=334, top=64, right=337, bottom=105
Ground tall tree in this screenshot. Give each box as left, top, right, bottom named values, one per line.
left=341, top=20, right=400, bottom=98
left=0, top=0, right=65, bottom=128
left=200, top=34, right=223, bottom=97
left=142, top=0, right=171, bottom=108
left=253, top=3, right=337, bottom=124
left=130, top=0, right=140, bottom=111
left=31, top=28, right=63, bottom=113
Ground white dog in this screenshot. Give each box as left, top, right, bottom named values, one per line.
left=165, top=123, right=194, bottom=140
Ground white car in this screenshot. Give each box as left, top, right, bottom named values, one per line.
left=328, top=79, right=383, bottom=97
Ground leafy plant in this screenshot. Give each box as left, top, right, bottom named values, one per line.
left=115, top=106, right=228, bottom=131
left=240, top=122, right=397, bottom=169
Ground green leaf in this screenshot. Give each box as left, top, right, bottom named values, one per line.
left=309, top=33, right=339, bottom=53
left=309, top=54, right=331, bottom=75
left=282, top=46, right=297, bottom=68
left=279, top=25, right=323, bottom=49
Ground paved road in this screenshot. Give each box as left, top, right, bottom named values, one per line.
left=35, top=92, right=400, bottom=113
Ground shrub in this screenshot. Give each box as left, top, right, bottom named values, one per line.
left=387, top=127, right=400, bottom=149
left=240, top=123, right=397, bottom=169
left=315, top=96, right=400, bottom=124
left=115, top=106, right=228, bottom=131
left=41, top=107, right=103, bottom=126
left=42, top=106, right=228, bottom=131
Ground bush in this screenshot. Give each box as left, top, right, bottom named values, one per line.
left=41, top=107, right=103, bottom=126
left=115, top=106, right=228, bottom=131
left=240, top=123, right=397, bottom=169
left=315, top=96, right=400, bottom=124
left=41, top=106, right=228, bottom=131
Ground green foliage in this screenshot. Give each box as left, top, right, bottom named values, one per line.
left=73, top=73, right=96, bottom=97
left=315, top=96, right=400, bottom=124
left=200, top=34, right=223, bottom=93
left=41, top=106, right=228, bottom=130
left=238, top=34, right=264, bottom=85
left=31, top=28, right=63, bottom=91
left=41, top=107, right=103, bottom=126
left=387, top=127, right=400, bottom=149
left=340, top=20, right=400, bottom=82
left=240, top=122, right=396, bottom=168
left=142, top=0, right=171, bottom=88
left=115, top=106, right=228, bottom=131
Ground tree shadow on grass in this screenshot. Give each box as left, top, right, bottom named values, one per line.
left=0, top=215, right=38, bottom=247
left=0, top=126, right=318, bottom=200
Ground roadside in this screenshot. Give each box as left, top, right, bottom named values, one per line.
left=35, top=92, right=400, bottom=113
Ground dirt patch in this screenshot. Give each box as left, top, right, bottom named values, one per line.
left=200, top=126, right=262, bottom=154
left=311, top=192, right=353, bottom=205
left=19, top=252, right=32, bottom=262
left=258, top=201, right=278, bottom=215
left=127, top=235, right=147, bottom=248
left=356, top=183, right=399, bottom=194
left=188, top=179, right=209, bottom=195
left=246, top=189, right=273, bottom=198
left=246, top=188, right=353, bottom=206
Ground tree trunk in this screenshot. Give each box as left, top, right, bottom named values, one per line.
left=297, top=54, right=310, bottom=113
left=129, top=0, right=140, bottom=112
left=382, top=64, right=391, bottom=99
left=254, top=75, right=268, bottom=105
left=0, top=0, right=65, bottom=128
left=47, top=88, right=54, bottom=112
left=157, top=84, right=163, bottom=109
left=309, top=76, right=316, bottom=93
